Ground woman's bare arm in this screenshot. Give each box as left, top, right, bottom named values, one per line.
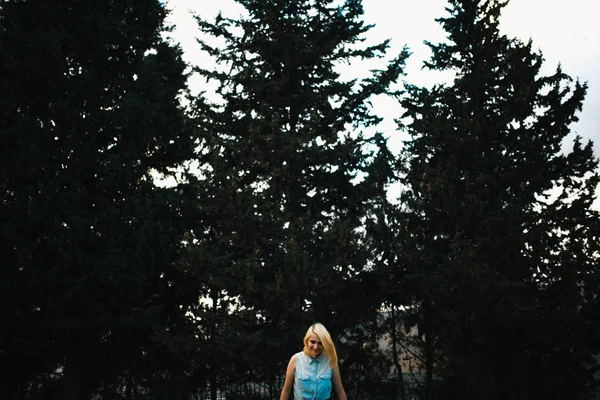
left=332, top=365, right=347, bottom=400
left=279, top=354, right=297, bottom=400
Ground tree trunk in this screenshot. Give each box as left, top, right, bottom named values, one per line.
left=62, top=337, right=99, bottom=400
left=62, top=349, right=90, bottom=400
left=126, top=371, right=133, bottom=400
left=423, top=307, right=434, bottom=400
left=210, top=289, right=218, bottom=400
left=389, top=306, right=406, bottom=400
left=210, top=374, right=217, bottom=400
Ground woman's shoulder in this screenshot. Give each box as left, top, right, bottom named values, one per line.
left=288, top=352, right=304, bottom=371
left=294, top=351, right=311, bottom=366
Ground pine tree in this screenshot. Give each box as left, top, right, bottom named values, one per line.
left=398, top=0, right=600, bottom=398
left=184, top=0, right=407, bottom=387
left=0, top=0, right=194, bottom=398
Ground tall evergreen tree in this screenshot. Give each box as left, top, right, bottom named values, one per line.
left=398, top=0, right=600, bottom=398
left=0, top=1, right=194, bottom=398
left=184, top=0, right=407, bottom=388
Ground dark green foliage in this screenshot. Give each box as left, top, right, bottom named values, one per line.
left=183, top=0, right=407, bottom=387
left=0, top=0, right=194, bottom=398
left=398, top=0, right=600, bottom=398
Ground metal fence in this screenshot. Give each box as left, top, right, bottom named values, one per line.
left=11, top=375, right=600, bottom=400
left=182, top=377, right=437, bottom=400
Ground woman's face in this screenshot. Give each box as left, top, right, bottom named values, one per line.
left=307, top=333, right=323, bottom=358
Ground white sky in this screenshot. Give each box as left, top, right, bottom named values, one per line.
left=165, top=0, right=600, bottom=208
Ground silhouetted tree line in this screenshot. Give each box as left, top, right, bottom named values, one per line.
left=1, top=0, right=598, bottom=399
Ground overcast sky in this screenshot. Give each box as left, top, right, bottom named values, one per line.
left=165, top=0, right=600, bottom=208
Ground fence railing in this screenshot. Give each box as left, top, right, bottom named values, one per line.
left=164, top=376, right=438, bottom=400
left=15, top=374, right=600, bottom=400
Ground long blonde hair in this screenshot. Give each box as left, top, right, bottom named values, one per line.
left=302, top=323, right=338, bottom=368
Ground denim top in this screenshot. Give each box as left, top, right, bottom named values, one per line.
left=293, top=351, right=332, bottom=400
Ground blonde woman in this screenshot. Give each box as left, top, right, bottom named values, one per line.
left=280, top=323, right=348, bottom=400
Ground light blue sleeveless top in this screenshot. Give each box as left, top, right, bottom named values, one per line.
left=293, top=351, right=332, bottom=400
